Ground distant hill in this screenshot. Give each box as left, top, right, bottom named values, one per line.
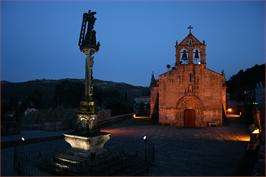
left=1, top=78, right=149, bottom=115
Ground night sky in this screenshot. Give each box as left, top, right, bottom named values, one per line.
left=1, top=1, right=265, bottom=86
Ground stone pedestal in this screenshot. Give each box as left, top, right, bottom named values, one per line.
left=64, top=132, right=111, bottom=155
left=51, top=132, right=111, bottom=173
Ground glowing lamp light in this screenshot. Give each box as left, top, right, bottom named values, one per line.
left=133, top=114, right=136, bottom=118
left=143, top=136, right=147, bottom=140
left=21, top=137, right=25, bottom=141
left=227, top=108, right=233, bottom=113
left=252, top=129, right=260, bottom=134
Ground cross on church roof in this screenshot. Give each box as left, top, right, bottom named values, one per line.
left=188, top=25, right=193, bottom=33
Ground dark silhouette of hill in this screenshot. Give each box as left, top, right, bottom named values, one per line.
left=2, top=63, right=264, bottom=117
left=1, top=78, right=149, bottom=115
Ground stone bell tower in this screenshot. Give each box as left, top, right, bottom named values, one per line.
left=175, top=25, right=206, bottom=66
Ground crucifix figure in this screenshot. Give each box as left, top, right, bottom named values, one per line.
left=188, top=25, right=193, bottom=33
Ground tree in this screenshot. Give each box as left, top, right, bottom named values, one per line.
left=53, top=80, right=83, bottom=108
left=28, top=89, right=43, bottom=108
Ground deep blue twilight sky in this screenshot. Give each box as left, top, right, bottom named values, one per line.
left=1, top=1, right=265, bottom=86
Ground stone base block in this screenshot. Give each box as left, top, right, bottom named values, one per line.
left=64, top=132, right=111, bottom=153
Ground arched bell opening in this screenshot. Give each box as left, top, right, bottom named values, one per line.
left=180, top=49, right=188, bottom=64
left=193, top=49, right=201, bottom=64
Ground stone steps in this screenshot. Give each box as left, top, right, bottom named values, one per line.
left=47, top=149, right=150, bottom=175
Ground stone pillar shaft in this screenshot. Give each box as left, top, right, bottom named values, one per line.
left=188, top=49, right=193, bottom=64
left=85, top=54, right=94, bottom=100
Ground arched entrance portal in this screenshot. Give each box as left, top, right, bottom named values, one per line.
left=176, top=95, right=204, bottom=127
left=184, top=109, right=196, bottom=127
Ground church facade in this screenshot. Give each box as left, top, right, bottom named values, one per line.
left=150, top=27, right=226, bottom=127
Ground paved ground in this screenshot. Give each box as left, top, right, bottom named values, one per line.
left=1, top=119, right=249, bottom=176
left=102, top=119, right=249, bottom=176
left=1, top=130, right=69, bottom=142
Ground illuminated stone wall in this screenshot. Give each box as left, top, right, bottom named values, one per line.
left=150, top=32, right=226, bottom=127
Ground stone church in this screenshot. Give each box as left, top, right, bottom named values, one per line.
left=150, top=26, right=226, bottom=127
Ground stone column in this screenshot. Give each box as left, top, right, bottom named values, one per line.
left=77, top=49, right=97, bottom=133
left=85, top=55, right=94, bottom=99
left=84, top=49, right=96, bottom=100
left=85, top=55, right=89, bottom=98
left=188, top=48, right=193, bottom=64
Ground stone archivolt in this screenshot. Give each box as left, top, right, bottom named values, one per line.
left=175, top=95, right=205, bottom=127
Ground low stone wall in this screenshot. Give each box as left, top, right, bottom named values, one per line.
left=97, top=109, right=112, bottom=121
left=1, top=121, right=20, bottom=136
left=21, top=112, right=131, bottom=131
left=22, top=121, right=66, bottom=131
left=97, top=114, right=132, bottom=127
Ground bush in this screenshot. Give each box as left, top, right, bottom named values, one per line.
left=22, top=107, right=77, bottom=127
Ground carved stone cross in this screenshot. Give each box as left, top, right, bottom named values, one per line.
left=188, top=25, right=193, bottom=33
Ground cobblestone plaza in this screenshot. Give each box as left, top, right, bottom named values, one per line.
left=2, top=119, right=249, bottom=175
left=103, top=119, right=249, bottom=175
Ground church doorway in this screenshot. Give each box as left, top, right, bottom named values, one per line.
left=184, top=109, right=196, bottom=127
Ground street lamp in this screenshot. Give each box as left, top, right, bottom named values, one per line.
left=143, top=136, right=147, bottom=162
left=227, top=108, right=233, bottom=113
left=14, top=137, right=25, bottom=175
left=248, top=127, right=261, bottom=151
left=252, top=128, right=260, bottom=134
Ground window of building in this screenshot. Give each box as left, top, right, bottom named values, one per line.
left=188, top=39, right=192, bottom=46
